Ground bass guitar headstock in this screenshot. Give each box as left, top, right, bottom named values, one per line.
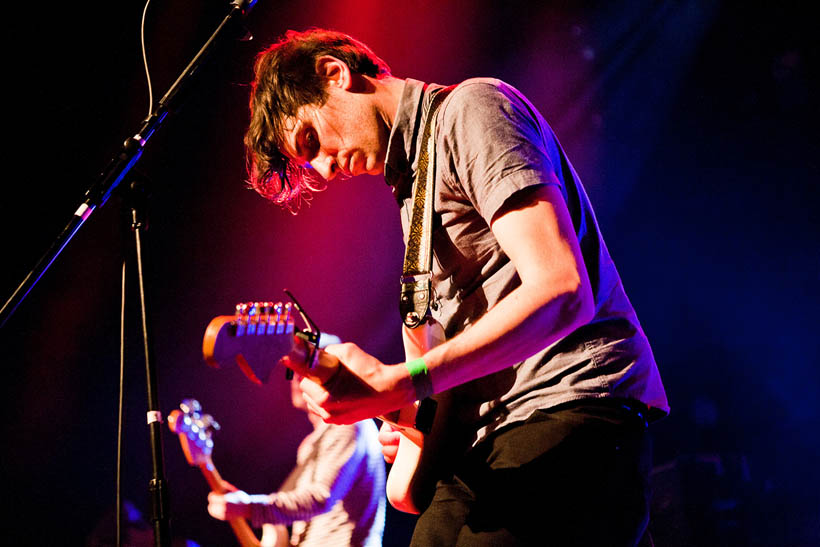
left=167, top=399, right=219, bottom=468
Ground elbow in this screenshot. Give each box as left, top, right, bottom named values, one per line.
left=566, top=268, right=595, bottom=327
left=572, top=280, right=595, bottom=328
left=536, top=271, right=595, bottom=333
left=570, top=271, right=596, bottom=328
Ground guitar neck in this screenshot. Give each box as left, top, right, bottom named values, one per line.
left=198, top=458, right=228, bottom=493
left=199, top=458, right=260, bottom=547
left=168, top=404, right=286, bottom=547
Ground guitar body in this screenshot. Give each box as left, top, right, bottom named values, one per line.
left=385, top=321, right=480, bottom=515
left=387, top=391, right=474, bottom=514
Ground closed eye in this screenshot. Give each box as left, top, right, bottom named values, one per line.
left=302, top=128, right=319, bottom=160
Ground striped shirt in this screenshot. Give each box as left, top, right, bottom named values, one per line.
left=249, top=420, right=386, bottom=546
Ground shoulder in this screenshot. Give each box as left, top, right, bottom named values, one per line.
left=437, top=78, right=543, bottom=139
left=442, top=78, right=530, bottom=116
left=449, top=77, right=516, bottom=98
left=319, top=423, right=358, bottom=448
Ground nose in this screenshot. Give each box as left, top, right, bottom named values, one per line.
left=310, top=151, right=338, bottom=181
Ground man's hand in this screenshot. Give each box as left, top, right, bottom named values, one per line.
left=282, top=342, right=414, bottom=425
left=378, top=422, right=401, bottom=463
left=207, top=490, right=253, bottom=521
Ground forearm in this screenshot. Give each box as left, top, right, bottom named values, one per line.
left=414, top=184, right=595, bottom=395
left=248, top=485, right=333, bottom=528
left=250, top=426, right=361, bottom=527
left=295, top=187, right=593, bottom=423
left=422, top=273, right=594, bottom=395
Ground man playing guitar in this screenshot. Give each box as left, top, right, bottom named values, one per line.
left=205, top=375, right=386, bottom=546
left=242, top=28, right=669, bottom=546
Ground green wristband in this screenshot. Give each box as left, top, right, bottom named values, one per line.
left=404, top=358, right=434, bottom=400
left=404, top=358, right=429, bottom=377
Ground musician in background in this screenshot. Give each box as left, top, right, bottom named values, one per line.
left=206, top=374, right=386, bottom=547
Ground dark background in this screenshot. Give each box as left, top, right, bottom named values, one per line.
left=1, top=1, right=817, bottom=545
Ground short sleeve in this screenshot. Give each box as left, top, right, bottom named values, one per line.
left=437, top=80, right=563, bottom=222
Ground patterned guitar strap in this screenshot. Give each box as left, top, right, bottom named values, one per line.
left=399, top=86, right=453, bottom=330
left=398, top=86, right=453, bottom=434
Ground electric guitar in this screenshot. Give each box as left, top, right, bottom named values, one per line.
left=202, top=301, right=475, bottom=514
left=168, top=399, right=288, bottom=547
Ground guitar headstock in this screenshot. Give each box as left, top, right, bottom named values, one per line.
left=167, top=399, right=219, bottom=467
left=203, top=301, right=298, bottom=385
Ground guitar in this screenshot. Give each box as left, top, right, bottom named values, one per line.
left=202, top=301, right=471, bottom=514
left=168, top=399, right=288, bottom=547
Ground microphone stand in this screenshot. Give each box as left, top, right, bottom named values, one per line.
left=123, top=171, right=171, bottom=546
left=1, top=2, right=259, bottom=546
left=0, top=0, right=257, bottom=328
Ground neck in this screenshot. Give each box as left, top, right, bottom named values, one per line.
left=372, top=75, right=407, bottom=129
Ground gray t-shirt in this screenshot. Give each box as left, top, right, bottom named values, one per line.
left=385, top=78, right=669, bottom=443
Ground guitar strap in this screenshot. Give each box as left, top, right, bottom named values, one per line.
left=400, top=86, right=453, bottom=329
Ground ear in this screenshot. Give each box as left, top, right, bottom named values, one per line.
left=314, top=55, right=352, bottom=91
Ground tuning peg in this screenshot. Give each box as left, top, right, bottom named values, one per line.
left=234, top=303, right=250, bottom=335
left=277, top=302, right=293, bottom=334
left=200, top=413, right=221, bottom=431
left=180, top=398, right=201, bottom=415
left=247, top=302, right=259, bottom=334
left=260, top=302, right=273, bottom=335
left=273, top=302, right=283, bottom=330
left=260, top=302, right=272, bottom=336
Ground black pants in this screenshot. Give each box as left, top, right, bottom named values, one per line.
left=410, top=400, right=653, bottom=546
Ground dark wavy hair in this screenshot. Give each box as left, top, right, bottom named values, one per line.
left=245, top=28, right=391, bottom=211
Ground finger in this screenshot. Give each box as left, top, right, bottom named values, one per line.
left=283, top=335, right=345, bottom=382
left=381, top=444, right=398, bottom=463
left=379, top=434, right=400, bottom=462
left=208, top=504, right=225, bottom=520
left=301, top=390, right=331, bottom=421
left=379, top=421, right=400, bottom=434
left=323, top=342, right=371, bottom=369
left=298, top=377, right=326, bottom=400
left=280, top=355, right=312, bottom=379
left=207, top=498, right=226, bottom=520
left=320, top=342, right=347, bottom=360
left=378, top=429, right=401, bottom=446
left=298, top=378, right=333, bottom=414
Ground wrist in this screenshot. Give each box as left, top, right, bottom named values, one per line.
left=404, top=357, right=434, bottom=400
